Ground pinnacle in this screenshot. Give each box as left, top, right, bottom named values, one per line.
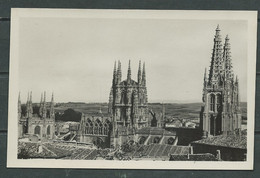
left=113, top=61, right=117, bottom=72
left=225, top=34, right=229, bottom=40
left=127, top=60, right=131, bottom=80
left=216, top=24, right=220, bottom=31
left=51, top=92, right=54, bottom=102
left=128, top=60, right=131, bottom=69
left=40, top=93, right=43, bottom=102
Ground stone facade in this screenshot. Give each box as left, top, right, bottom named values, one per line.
left=77, top=114, right=112, bottom=148
left=200, top=25, right=241, bottom=138
left=18, top=92, right=55, bottom=141
left=108, top=60, right=149, bottom=147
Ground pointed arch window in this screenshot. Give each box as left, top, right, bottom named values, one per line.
left=87, top=119, right=93, bottom=134
left=85, top=123, right=90, bottom=134
left=34, top=125, right=41, bottom=135
left=47, top=125, right=50, bottom=135
left=210, top=94, right=215, bottom=112
left=94, top=123, right=99, bottom=135
left=216, top=94, right=222, bottom=111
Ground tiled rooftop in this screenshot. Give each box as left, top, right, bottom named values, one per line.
left=192, top=130, right=247, bottom=149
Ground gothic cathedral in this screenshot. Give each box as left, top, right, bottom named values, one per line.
left=200, top=25, right=242, bottom=138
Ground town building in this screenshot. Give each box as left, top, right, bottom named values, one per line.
left=200, top=25, right=242, bottom=138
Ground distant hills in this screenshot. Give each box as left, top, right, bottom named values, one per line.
left=54, top=102, right=247, bottom=123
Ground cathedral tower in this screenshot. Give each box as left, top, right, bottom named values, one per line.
left=200, top=26, right=241, bottom=138
left=108, top=60, right=149, bottom=135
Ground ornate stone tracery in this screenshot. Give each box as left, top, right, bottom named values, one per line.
left=200, top=26, right=241, bottom=138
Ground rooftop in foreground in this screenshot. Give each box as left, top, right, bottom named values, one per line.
left=192, top=130, right=247, bottom=149
left=170, top=153, right=218, bottom=161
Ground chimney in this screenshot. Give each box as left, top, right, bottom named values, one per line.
left=216, top=150, right=221, bottom=160
left=38, top=145, right=43, bottom=153
left=189, top=145, right=194, bottom=154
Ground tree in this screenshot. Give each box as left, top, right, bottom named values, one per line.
left=56, top=109, right=82, bottom=122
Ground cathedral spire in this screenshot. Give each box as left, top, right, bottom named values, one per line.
left=108, top=88, right=113, bottom=114
left=51, top=92, right=54, bottom=103
left=44, top=91, right=46, bottom=103
left=26, top=92, right=29, bottom=104
left=117, top=60, right=122, bottom=84
left=127, top=60, right=131, bottom=83
left=39, top=92, right=43, bottom=117
left=204, top=68, right=207, bottom=80
left=113, top=61, right=117, bottom=85
left=40, top=93, right=43, bottom=103
left=223, top=34, right=233, bottom=80
left=26, top=92, right=32, bottom=118
left=29, top=91, right=33, bottom=115
left=30, top=91, right=32, bottom=102
left=142, top=62, right=146, bottom=86
left=138, top=60, right=142, bottom=85
left=42, top=91, right=47, bottom=118
left=204, top=68, right=207, bottom=87
left=208, top=25, right=223, bottom=85
left=50, top=92, right=55, bottom=118
left=26, top=92, right=29, bottom=117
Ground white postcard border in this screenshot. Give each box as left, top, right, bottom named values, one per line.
left=7, top=8, right=257, bottom=170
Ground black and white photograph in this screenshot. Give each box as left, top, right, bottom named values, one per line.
left=7, top=9, right=257, bottom=169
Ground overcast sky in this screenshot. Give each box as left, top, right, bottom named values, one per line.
left=18, top=17, right=247, bottom=103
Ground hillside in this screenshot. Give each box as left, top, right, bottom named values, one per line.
left=54, top=102, right=247, bottom=122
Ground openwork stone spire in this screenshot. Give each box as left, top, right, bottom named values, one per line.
left=138, top=60, right=142, bottom=85
left=200, top=25, right=241, bottom=138
left=204, top=68, right=207, bottom=85
left=127, top=60, right=131, bottom=83
left=42, top=91, right=47, bottom=118
left=223, top=35, right=233, bottom=80
left=142, top=62, right=146, bottom=86
left=50, top=92, right=55, bottom=118
left=39, top=93, right=43, bottom=116
left=113, top=61, right=117, bottom=85
left=208, top=25, right=223, bottom=85
left=117, top=60, right=122, bottom=84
